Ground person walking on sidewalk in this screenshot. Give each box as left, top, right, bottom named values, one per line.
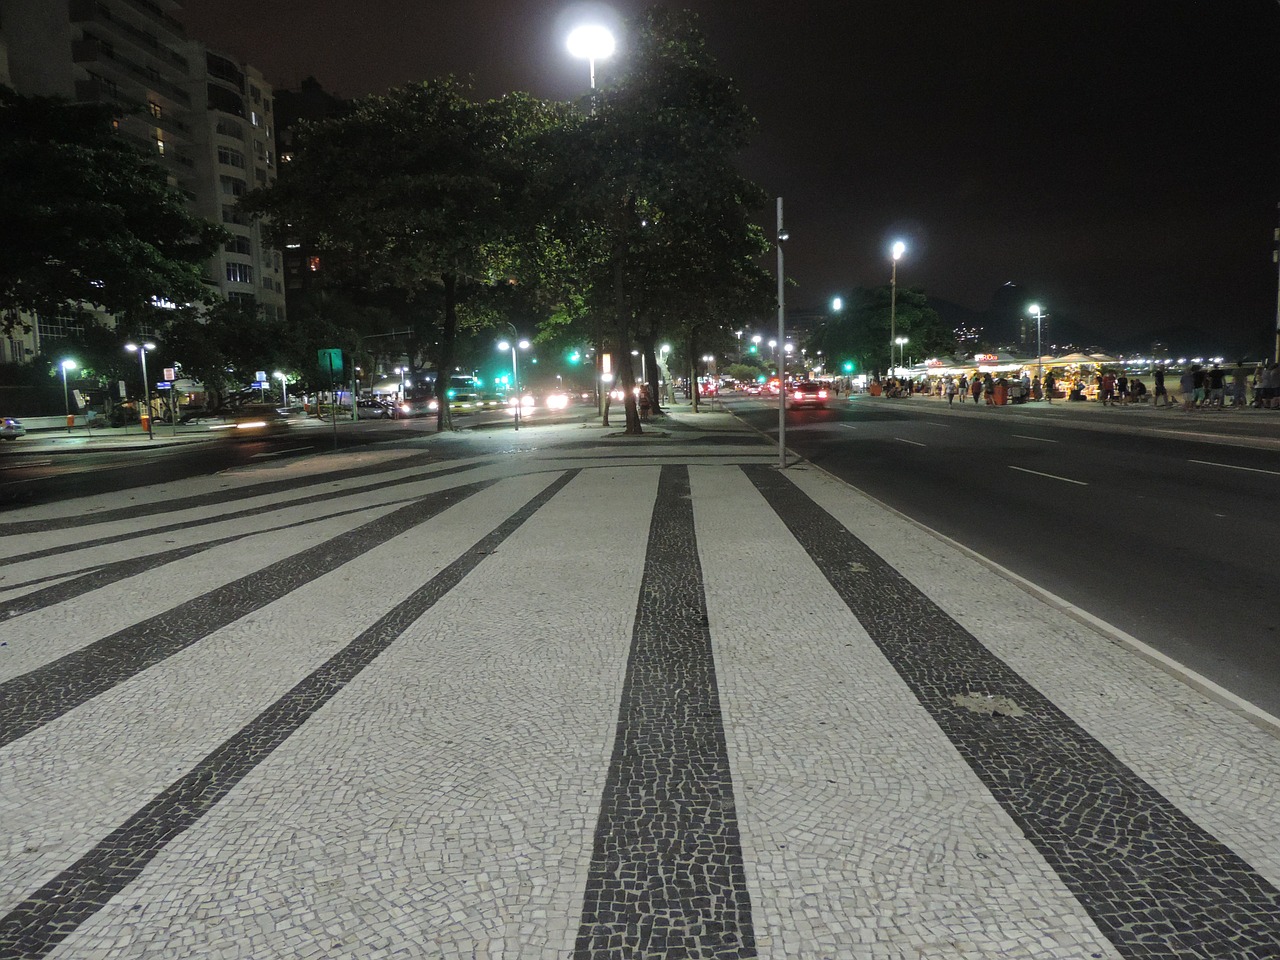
left=958, top=374, right=969, bottom=402
left=1043, top=371, right=1055, bottom=403
left=1153, top=365, right=1168, bottom=407
left=944, top=375, right=958, bottom=406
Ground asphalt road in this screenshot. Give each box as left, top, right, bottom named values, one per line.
left=728, top=393, right=1280, bottom=718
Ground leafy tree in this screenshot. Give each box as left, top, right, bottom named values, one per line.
left=243, top=80, right=565, bottom=430
left=810, top=286, right=949, bottom=377
left=0, top=86, right=223, bottom=336
left=538, top=7, right=773, bottom=431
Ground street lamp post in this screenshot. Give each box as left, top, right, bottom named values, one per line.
left=889, top=240, right=906, bottom=379
left=566, top=24, right=615, bottom=89
left=60, top=359, right=77, bottom=434
left=275, top=371, right=288, bottom=408
left=125, top=342, right=156, bottom=439
left=776, top=197, right=788, bottom=468
left=894, top=336, right=909, bottom=377
left=1029, top=303, right=1045, bottom=395
left=497, top=337, right=529, bottom=430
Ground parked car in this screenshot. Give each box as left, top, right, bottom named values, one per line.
left=1, top=417, right=26, bottom=440
left=786, top=381, right=828, bottom=409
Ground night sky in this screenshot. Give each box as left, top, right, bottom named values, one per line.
left=179, top=1, right=1280, bottom=354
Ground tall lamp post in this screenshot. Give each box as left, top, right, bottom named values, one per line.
left=275, top=370, right=288, bottom=408
left=1028, top=303, right=1046, bottom=393
left=497, top=337, right=529, bottom=430
left=889, top=240, right=906, bottom=379
left=566, top=24, right=615, bottom=89
left=894, top=336, right=909, bottom=378
left=59, top=359, right=77, bottom=434
left=125, top=341, right=156, bottom=439
left=776, top=197, right=788, bottom=468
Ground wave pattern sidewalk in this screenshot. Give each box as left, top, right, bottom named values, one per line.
left=1, top=428, right=1278, bottom=959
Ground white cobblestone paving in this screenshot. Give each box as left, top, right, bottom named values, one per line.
left=784, top=464, right=1280, bottom=887
left=43, top=466, right=655, bottom=960
left=0, top=427, right=1276, bottom=958
left=0, top=474, right=559, bottom=916
left=690, top=465, right=1122, bottom=960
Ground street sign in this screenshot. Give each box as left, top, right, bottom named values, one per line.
left=317, top=348, right=343, bottom=384
left=255, top=370, right=267, bottom=382
left=156, top=382, right=172, bottom=391
left=163, top=367, right=176, bottom=381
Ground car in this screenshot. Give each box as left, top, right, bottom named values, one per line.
left=787, top=381, right=828, bottom=409
left=209, top=403, right=291, bottom=436
left=744, top=383, right=762, bottom=396
left=1, top=417, right=26, bottom=440
left=356, top=398, right=394, bottom=419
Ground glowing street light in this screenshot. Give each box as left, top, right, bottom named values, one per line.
left=890, top=240, right=906, bottom=377
left=59, top=359, right=77, bottom=434
left=566, top=24, right=615, bottom=89
left=1028, top=303, right=1046, bottom=394
left=125, top=341, right=156, bottom=439
left=497, top=336, right=530, bottom=430
left=274, top=370, right=288, bottom=408
left=894, top=336, right=909, bottom=377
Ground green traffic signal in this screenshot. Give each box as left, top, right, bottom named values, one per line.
left=842, top=360, right=855, bottom=373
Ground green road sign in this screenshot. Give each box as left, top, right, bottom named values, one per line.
left=318, top=348, right=343, bottom=384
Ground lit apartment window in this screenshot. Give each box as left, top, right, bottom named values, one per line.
left=280, top=151, right=294, bottom=163
left=250, top=111, right=260, bottom=127
left=226, top=262, right=254, bottom=284
left=217, top=146, right=245, bottom=168
left=156, top=138, right=165, bottom=155
left=148, top=101, right=162, bottom=119
left=308, top=256, right=321, bottom=272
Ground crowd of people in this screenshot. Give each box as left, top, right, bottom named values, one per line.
left=879, top=361, right=1280, bottom=411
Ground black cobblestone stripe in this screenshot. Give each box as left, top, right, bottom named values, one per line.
left=576, top=464, right=756, bottom=959
left=0, top=478, right=497, bottom=750
left=0, top=495, right=424, bottom=620
left=0, top=458, right=491, bottom=563
left=0, top=469, right=579, bottom=960
left=744, top=463, right=1280, bottom=960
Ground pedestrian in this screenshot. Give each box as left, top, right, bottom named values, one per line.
left=1192, top=363, right=1206, bottom=408
left=971, top=376, right=982, bottom=404
left=1206, top=364, right=1225, bottom=409
left=959, top=374, right=969, bottom=402
left=1100, top=371, right=1116, bottom=406
left=1180, top=365, right=1197, bottom=411
left=1043, top=371, right=1056, bottom=403
left=1153, top=365, right=1168, bottom=407
left=1116, top=373, right=1128, bottom=405
left=638, top=384, right=652, bottom=421
left=944, top=375, right=958, bottom=406
left=1230, top=365, right=1247, bottom=407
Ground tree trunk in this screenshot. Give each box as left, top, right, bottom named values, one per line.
left=689, top=330, right=699, bottom=414
left=613, top=241, right=641, bottom=435
left=434, top=272, right=458, bottom=431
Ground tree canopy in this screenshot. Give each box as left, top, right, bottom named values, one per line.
left=0, top=86, right=223, bottom=336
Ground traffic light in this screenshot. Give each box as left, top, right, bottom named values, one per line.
left=748, top=344, right=758, bottom=354
left=842, top=360, right=855, bottom=373
left=567, top=350, right=581, bottom=364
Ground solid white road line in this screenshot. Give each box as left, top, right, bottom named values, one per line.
left=1009, top=465, right=1088, bottom=486
left=1012, top=434, right=1058, bottom=443
left=1188, top=459, right=1280, bottom=477
left=250, top=446, right=315, bottom=459
left=896, top=438, right=926, bottom=447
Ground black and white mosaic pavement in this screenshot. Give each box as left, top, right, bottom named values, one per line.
left=1, top=427, right=1278, bottom=959
left=575, top=465, right=755, bottom=958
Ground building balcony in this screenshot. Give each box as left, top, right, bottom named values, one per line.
left=72, top=36, right=191, bottom=107
left=69, top=0, right=189, bottom=73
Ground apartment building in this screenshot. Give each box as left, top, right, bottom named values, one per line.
left=0, top=0, right=283, bottom=363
